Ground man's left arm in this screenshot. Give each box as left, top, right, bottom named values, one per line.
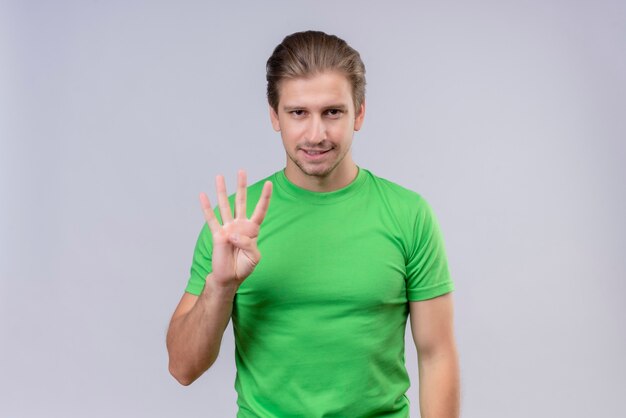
left=410, top=292, right=460, bottom=418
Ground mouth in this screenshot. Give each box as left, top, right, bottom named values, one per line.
left=299, top=148, right=332, bottom=161
left=300, top=148, right=332, bottom=156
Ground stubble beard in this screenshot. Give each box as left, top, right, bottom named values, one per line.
left=287, top=144, right=351, bottom=179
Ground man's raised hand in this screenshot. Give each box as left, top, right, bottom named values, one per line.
left=199, top=170, right=272, bottom=289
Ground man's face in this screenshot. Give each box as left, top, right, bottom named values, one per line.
left=270, top=71, right=365, bottom=187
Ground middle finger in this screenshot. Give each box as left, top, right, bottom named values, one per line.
left=235, top=170, right=247, bottom=220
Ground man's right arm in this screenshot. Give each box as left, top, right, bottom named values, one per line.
left=166, top=276, right=238, bottom=386
left=166, top=171, right=272, bottom=386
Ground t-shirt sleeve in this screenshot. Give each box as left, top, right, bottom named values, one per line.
left=405, top=197, right=455, bottom=301
left=184, top=222, right=214, bottom=296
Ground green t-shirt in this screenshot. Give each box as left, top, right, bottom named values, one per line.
left=185, top=167, right=454, bottom=417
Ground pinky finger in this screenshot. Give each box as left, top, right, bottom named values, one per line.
left=199, top=192, right=221, bottom=234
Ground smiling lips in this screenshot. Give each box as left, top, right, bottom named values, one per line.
left=301, top=148, right=331, bottom=155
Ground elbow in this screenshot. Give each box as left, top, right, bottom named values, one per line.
left=166, top=335, right=218, bottom=386
left=168, top=362, right=198, bottom=386
left=168, top=355, right=217, bottom=386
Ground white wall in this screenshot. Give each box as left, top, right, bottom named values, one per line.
left=1, top=1, right=624, bottom=417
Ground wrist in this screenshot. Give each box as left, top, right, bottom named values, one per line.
left=204, top=274, right=239, bottom=301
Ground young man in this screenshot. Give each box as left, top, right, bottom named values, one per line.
left=166, top=31, right=460, bottom=417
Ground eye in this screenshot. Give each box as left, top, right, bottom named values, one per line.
left=325, top=109, right=343, bottom=118
left=290, top=110, right=306, bottom=117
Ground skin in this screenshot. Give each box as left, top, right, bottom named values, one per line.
left=411, top=293, right=461, bottom=418
left=269, top=71, right=365, bottom=192
left=166, top=70, right=460, bottom=417
left=166, top=171, right=272, bottom=385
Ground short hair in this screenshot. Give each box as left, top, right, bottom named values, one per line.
left=266, top=30, right=366, bottom=113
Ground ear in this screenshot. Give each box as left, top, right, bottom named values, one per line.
left=269, top=105, right=281, bottom=132
left=353, top=100, right=366, bottom=131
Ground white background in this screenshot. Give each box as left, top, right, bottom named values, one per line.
left=1, top=1, right=624, bottom=417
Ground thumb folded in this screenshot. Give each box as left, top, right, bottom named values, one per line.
left=229, top=233, right=258, bottom=256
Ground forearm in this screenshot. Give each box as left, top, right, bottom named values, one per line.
left=166, top=275, right=237, bottom=385
left=418, top=346, right=460, bottom=418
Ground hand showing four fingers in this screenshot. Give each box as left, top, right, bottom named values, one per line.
left=199, top=170, right=273, bottom=289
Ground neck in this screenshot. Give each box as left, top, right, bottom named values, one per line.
left=284, top=159, right=359, bottom=193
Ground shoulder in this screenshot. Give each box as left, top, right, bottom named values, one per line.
left=363, top=169, right=445, bottom=238
left=362, top=168, right=430, bottom=213
left=361, top=169, right=442, bottom=254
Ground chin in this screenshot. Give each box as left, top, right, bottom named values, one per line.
left=297, top=162, right=338, bottom=178
left=287, top=149, right=348, bottom=179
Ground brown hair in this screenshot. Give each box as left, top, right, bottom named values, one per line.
left=266, top=30, right=366, bottom=113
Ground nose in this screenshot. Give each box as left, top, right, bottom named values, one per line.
left=304, top=115, right=326, bottom=144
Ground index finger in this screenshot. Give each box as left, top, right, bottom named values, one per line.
left=250, top=181, right=273, bottom=225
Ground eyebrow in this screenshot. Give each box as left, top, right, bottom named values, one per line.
left=282, top=104, right=350, bottom=112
